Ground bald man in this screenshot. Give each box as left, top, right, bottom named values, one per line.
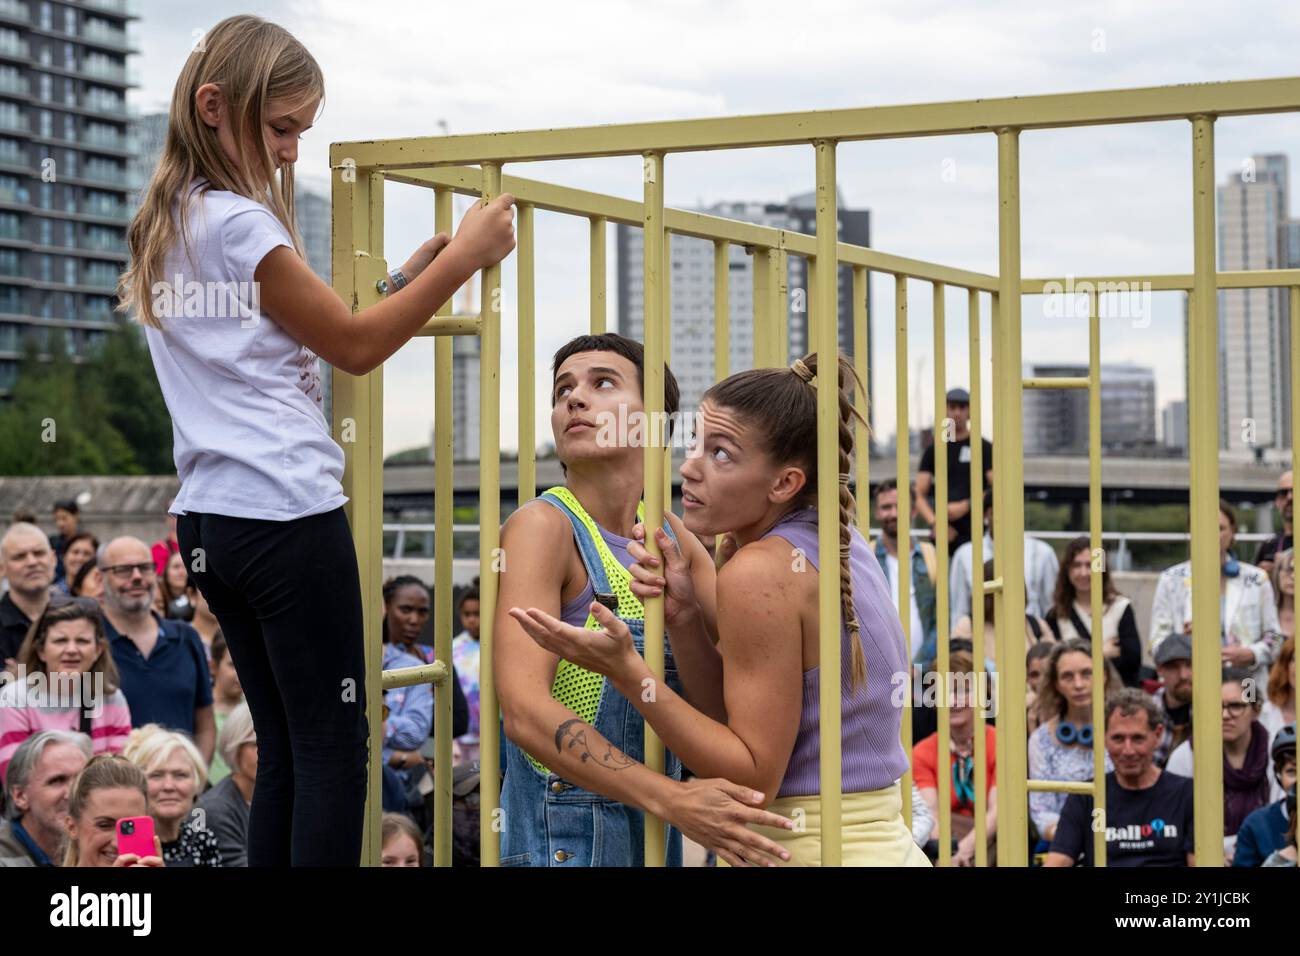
left=0, top=523, right=56, bottom=671
left=98, top=536, right=215, bottom=764
left=1255, top=470, right=1293, bottom=576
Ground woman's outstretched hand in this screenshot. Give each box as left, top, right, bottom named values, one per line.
left=508, top=600, right=640, bottom=682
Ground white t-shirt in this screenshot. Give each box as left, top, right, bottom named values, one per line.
left=144, top=180, right=346, bottom=521
left=883, top=552, right=924, bottom=662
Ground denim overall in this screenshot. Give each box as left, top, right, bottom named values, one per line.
left=499, top=488, right=684, bottom=867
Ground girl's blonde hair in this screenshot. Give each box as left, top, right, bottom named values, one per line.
left=118, top=15, right=323, bottom=328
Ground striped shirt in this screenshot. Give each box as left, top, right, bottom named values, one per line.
left=761, top=508, right=911, bottom=797
left=0, top=679, right=132, bottom=784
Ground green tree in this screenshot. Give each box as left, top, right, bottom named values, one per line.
left=0, top=323, right=160, bottom=476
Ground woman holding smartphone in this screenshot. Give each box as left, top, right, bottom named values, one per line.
left=117, top=15, right=515, bottom=866
left=63, top=755, right=164, bottom=868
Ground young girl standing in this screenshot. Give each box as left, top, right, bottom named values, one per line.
left=118, top=15, right=515, bottom=865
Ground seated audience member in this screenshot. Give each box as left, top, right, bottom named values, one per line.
left=150, top=502, right=179, bottom=577
left=98, top=537, right=215, bottom=763
left=62, top=754, right=163, bottom=867
left=0, top=730, right=91, bottom=866
left=122, top=725, right=221, bottom=867
left=911, top=643, right=997, bottom=866
left=1274, top=549, right=1296, bottom=641
left=873, top=479, right=939, bottom=668
left=1026, top=641, right=1055, bottom=736
left=48, top=500, right=82, bottom=583
left=0, top=596, right=132, bottom=783
left=1150, top=500, right=1281, bottom=689
left=381, top=811, right=425, bottom=867
left=0, top=522, right=56, bottom=670
left=452, top=583, right=482, bottom=765
left=382, top=575, right=470, bottom=742
left=1234, top=725, right=1296, bottom=867
left=54, top=533, right=98, bottom=597
left=1044, top=688, right=1195, bottom=867
left=948, top=490, right=1059, bottom=627
left=1151, top=633, right=1193, bottom=768
left=156, top=551, right=195, bottom=623
left=952, top=559, right=1054, bottom=667
left=207, top=633, right=244, bottom=785
left=68, top=560, right=104, bottom=601
left=197, top=702, right=255, bottom=867
left=1046, top=536, right=1142, bottom=686
left=1028, top=638, right=1119, bottom=847
left=1166, top=668, right=1273, bottom=862
left=1254, top=472, right=1293, bottom=576
left=1261, top=787, right=1298, bottom=867
left=1262, top=636, right=1296, bottom=741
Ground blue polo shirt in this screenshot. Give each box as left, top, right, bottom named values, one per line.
left=104, top=611, right=213, bottom=735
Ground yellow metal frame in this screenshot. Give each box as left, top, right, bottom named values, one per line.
left=330, top=76, right=1300, bottom=867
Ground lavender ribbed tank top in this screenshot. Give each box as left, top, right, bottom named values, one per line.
left=762, top=507, right=911, bottom=797
left=559, top=524, right=637, bottom=626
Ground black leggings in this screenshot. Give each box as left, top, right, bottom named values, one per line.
left=177, top=507, right=368, bottom=866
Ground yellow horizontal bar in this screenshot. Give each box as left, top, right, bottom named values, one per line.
left=1023, top=377, right=1089, bottom=390
left=1027, top=780, right=1097, bottom=795
left=381, top=661, right=449, bottom=690
left=982, top=577, right=1003, bottom=593
left=414, top=315, right=482, bottom=338
left=331, top=77, right=1300, bottom=168
left=389, top=166, right=999, bottom=292
left=1022, top=269, right=1300, bottom=294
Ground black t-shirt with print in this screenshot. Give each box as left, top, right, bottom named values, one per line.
left=1051, top=771, right=1194, bottom=867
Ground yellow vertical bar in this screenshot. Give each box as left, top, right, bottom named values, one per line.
left=1292, top=287, right=1300, bottom=472
left=431, top=188, right=455, bottom=867
left=590, top=215, right=606, bottom=334
left=518, top=204, right=536, bottom=503
left=641, top=150, right=668, bottom=866
left=995, top=127, right=1028, bottom=868
left=1189, top=115, right=1224, bottom=867
left=663, top=233, right=672, bottom=512
left=852, top=267, right=869, bottom=531
left=933, top=282, right=951, bottom=866
left=714, top=241, right=730, bottom=384
left=332, top=168, right=385, bottom=866
left=477, top=163, right=504, bottom=867
left=814, top=140, right=843, bottom=866
left=894, top=273, right=913, bottom=831
left=1087, top=287, right=1106, bottom=868
left=968, top=288, right=988, bottom=868
left=807, top=257, right=819, bottom=355
left=715, top=240, right=732, bottom=571
left=752, top=247, right=772, bottom=366
left=774, top=243, right=788, bottom=365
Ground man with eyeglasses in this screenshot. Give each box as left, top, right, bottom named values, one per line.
left=1255, top=471, right=1293, bottom=576
left=1165, top=667, right=1273, bottom=863
left=0, top=523, right=56, bottom=673
left=97, top=537, right=215, bottom=765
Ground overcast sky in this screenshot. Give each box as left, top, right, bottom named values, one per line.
left=133, top=0, right=1300, bottom=456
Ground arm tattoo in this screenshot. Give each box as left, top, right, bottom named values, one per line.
left=554, top=718, right=635, bottom=771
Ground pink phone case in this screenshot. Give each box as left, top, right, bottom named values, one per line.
left=116, top=816, right=156, bottom=859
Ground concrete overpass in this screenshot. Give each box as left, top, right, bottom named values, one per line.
left=383, top=454, right=1291, bottom=516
